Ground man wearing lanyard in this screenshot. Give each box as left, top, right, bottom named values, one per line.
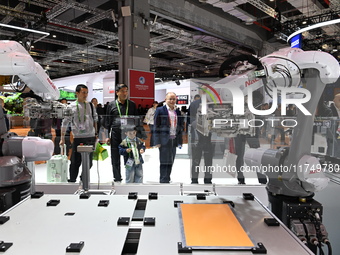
left=105, top=84, right=138, bottom=182
left=60, top=84, right=98, bottom=183
left=154, top=92, right=183, bottom=183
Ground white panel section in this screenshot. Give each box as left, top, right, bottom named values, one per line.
left=103, top=76, right=116, bottom=104
left=155, top=89, right=166, bottom=102
left=92, top=90, right=103, bottom=104
left=86, top=81, right=93, bottom=102
left=53, top=70, right=116, bottom=91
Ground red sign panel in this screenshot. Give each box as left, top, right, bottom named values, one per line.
left=129, top=69, right=155, bottom=99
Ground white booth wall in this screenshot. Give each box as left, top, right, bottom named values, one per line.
left=154, top=78, right=219, bottom=107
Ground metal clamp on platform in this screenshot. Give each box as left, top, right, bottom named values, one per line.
left=79, top=193, right=91, bottom=199
left=66, top=241, right=84, bottom=253
left=31, top=191, right=44, bottom=199
left=243, top=193, right=255, bottom=200
left=221, top=199, right=235, bottom=208
left=196, top=194, right=206, bottom=200
left=0, top=216, right=9, bottom=225
left=148, top=192, right=158, bottom=200
left=128, top=192, right=138, bottom=200
left=174, top=200, right=183, bottom=208
left=46, top=199, right=60, bottom=207
left=117, top=217, right=130, bottom=226
left=98, top=200, right=110, bottom=207
left=143, top=217, right=155, bottom=226
left=264, top=218, right=280, bottom=226
left=0, top=241, right=13, bottom=252
left=252, top=242, right=267, bottom=254
left=177, top=242, right=192, bottom=254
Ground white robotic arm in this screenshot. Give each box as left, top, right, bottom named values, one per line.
left=0, top=40, right=59, bottom=100
left=0, top=40, right=57, bottom=178
left=252, top=48, right=339, bottom=197
left=261, top=47, right=339, bottom=85
left=198, top=47, right=340, bottom=197
left=0, top=40, right=63, bottom=205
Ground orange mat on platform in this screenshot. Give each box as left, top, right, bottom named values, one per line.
left=180, top=204, right=254, bottom=248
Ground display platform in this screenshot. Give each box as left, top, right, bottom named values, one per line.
left=179, top=203, right=254, bottom=249
left=0, top=187, right=313, bottom=255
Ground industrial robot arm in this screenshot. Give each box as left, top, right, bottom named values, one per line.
left=0, top=40, right=57, bottom=171
left=0, top=40, right=59, bottom=101
left=198, top=47, right=340, bottom=197
left=246, top=48, right=339, bottom=197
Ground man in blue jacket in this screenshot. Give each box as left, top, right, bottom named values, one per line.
left=154, top=92, right=183, bottom=183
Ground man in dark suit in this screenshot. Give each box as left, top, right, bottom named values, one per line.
left=154, top=92, right=184, bottom=183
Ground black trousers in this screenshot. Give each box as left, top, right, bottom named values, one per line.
left=234, top=134, right=266, bottom=184
left=69, top=136, right=96, bottom=181
left=149, top=124, right=155, bottom=147
left=191, top=132, right=213, bottom=183
left=54, top=129, right=71, bottom=155
left=159, top=138, right=177, bottom=183
left=110, top=129, right=123, bottom=182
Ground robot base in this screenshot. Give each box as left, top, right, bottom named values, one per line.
left=267, top=190, right=324, bottom=254
left=0, top=181, right=31, bottom=213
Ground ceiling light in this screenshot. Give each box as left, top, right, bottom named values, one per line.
left=0, top=23, right=50, bottom=43
left=53, top=35, right=56, bottom=38
left=245, top=19, right=254, bottom=25
left=287, top=18, right=340, bottom=42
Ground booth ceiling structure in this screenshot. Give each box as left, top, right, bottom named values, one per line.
left=0, top=0, right=339, bottom=80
